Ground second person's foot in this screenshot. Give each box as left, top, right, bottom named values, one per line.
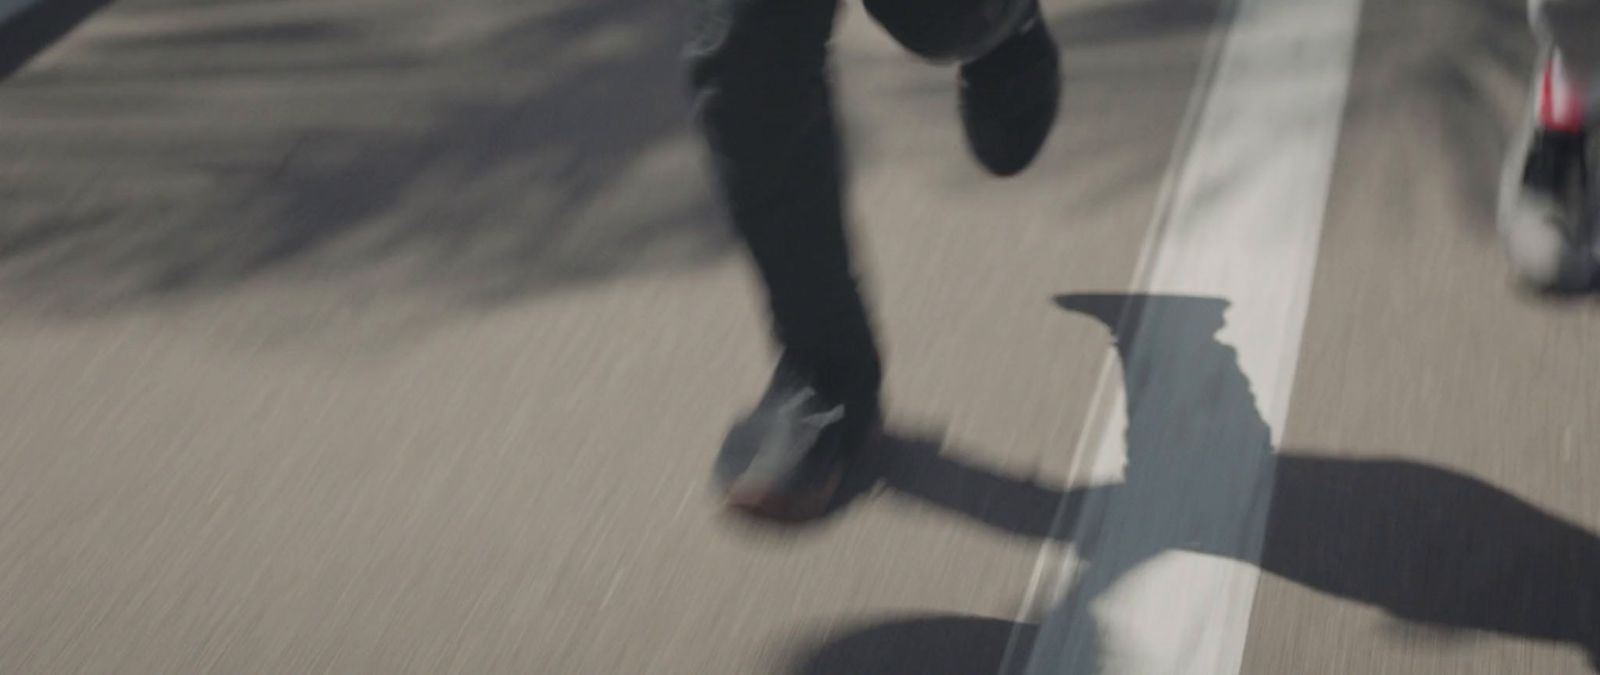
left=959, top=6, right=1060, bottom=177
left=1499, top=52, right=1594, bottom=291
left=1500, top=126, right=1591, bottom=290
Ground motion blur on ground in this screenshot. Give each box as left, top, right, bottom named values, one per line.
left=1, top=0, right=1598, bottom=673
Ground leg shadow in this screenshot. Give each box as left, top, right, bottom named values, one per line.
left=791, top=614, right=1036, bottom=675
left=788, top=292, right=1600, bottom=672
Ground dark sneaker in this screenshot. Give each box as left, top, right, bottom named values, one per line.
left=959, top=7, right=1060, bottom=177
left=715, top=356, right=880, bottom=522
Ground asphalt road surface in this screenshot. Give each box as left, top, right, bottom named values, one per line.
left=1, top=0, right=1596, bottom=672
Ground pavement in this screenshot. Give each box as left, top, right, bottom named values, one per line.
left=0, top=0, right=1596, bottom=673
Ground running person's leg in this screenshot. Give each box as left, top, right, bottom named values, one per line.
left=1499, top=0, right=1600, bottom=289
left=688, top=0, right=883, bottom=518
left=685, top=0, right=1062, bottom=519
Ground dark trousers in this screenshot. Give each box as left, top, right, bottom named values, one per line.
left=686, top=0, right=1031, bottom=399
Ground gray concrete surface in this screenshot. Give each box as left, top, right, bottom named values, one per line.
left=0, top=0, right=1595, bottom=673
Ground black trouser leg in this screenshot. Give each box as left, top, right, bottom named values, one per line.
left=687, top=0, right=879, bottom=400
left=684, top=0, right=1037, bottom=399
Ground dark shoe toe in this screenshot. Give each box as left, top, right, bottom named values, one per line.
left=959, top=17, right=1060, bottom=177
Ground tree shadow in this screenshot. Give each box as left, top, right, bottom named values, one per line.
left=0, top=0, right=1233, bottom=326
left=0, top=0, right=731, bottom=320
left=788, top=293, right=1600, bottom=673
left=0, top=0, right=1541, bottom=326
left=0, top=0, right=119, bottom=80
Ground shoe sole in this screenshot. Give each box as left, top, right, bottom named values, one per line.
left=719, top=419, right=881, bottom=523
left=724, top=467, right=845, bottom=523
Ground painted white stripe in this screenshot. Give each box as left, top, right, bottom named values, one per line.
left=1013, top=0, right=1362, bottom=671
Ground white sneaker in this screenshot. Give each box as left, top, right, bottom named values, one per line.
left=1499, top=51, right=1593, bottom=290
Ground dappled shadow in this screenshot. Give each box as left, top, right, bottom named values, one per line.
left=0, top=0, right=1538, bottom=324
left=0, top=0, right=1228, bottom=325
left=789, top=293, right=1600, bottom=672
left=0, top=0, right=731, bottom=317
left=0, top=0, right=117, bottom=80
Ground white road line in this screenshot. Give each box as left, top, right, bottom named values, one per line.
left=1013, top=0, right=1363, bottom=671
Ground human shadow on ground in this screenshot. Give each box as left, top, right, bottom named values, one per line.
left=790, top=293, right=1600, bottom=673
